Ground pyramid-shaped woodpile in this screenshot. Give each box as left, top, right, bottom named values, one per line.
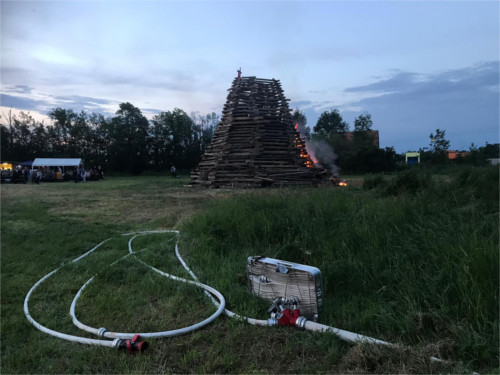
left=190, top=76, right=330, bottom=188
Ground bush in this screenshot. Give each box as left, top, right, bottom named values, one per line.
left=383, top=169, right=432, bottom=196
left=362, top=174, right=387, bottom=190
left=454, top=166, right=499, bottom=206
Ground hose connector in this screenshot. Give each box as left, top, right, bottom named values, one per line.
left=295, top=316, right=307, bottom=330
left=114, top=335, right=149, bottom=354
left=97, top=327, right=108, bottom=338
left=267, top=317, right=279, bottom=326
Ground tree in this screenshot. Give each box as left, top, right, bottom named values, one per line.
left=429, top=129, right=450, bottom=152
left=311, top=109, right=351, bottom=164
left=195, top=112, right=218, bottom=153
left=11, top=112, right=33, bottom=158
left=0, top=124, right=11, bottom=159
left=150, top=108, right=199, bottom=170
left=353, top=112, right=376, bottom=152
left=313, top=109, right=349, bottom=137
left=341, top=146, right=399, bottom=173
left=30, top=123, right=51, bottom=158
left=354, top=113, right=373, bottom=132
left=86, top=112, right=111, bottom=168
left=0, top=111, right=47, bottom=161
left=109, top=102, right=149, bottom=174
left=462, top=142, right=500, bottom=166
left=48, top=108, right=77, bottom=156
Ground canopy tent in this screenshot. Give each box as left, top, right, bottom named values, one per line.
left=32, top=158, right=82, bottom=168
left=19, top=160, right=33, bottom=167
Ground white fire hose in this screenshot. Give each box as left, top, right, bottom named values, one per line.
left=24, top=230, right=443, bottom=362
left=24, top=230, right=226, bottom=352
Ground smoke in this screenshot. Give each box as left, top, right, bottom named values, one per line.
left=306, top=139, right=339, bottom=176
left=294, top=121, right=339, bottom=175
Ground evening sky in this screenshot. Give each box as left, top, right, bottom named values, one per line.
left=1, top=0, right=498, bottom=152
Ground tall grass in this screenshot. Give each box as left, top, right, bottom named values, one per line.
left=181, top=166, right=499, bottom=371
left=1, top=170, right=497, bottom=373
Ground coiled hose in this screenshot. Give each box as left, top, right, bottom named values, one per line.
left=24, top=230, right=226, bottom=348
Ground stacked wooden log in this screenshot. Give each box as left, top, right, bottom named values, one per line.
left=190, top=76, right=330, bottom=188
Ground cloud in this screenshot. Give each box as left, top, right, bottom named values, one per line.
left=0, top=91, right=119, bottom=117
left=288, top=62, right=499, bottom=152
left=0, top=94, right=44, bottom=111
left=290, top=100, right=314, bottom=108
left=339, top=61, right=499, bottom=151
left=345, top=62, right=498, bottom=97
left=344, top=72, right=420, bottom=94
left=13, top=85, right=32, bottom=94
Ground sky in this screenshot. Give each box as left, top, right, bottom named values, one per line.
left=1, top=0, right=499, bottom=153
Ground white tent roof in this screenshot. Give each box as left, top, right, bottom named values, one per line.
left=32, top=158, right=82, bottom=167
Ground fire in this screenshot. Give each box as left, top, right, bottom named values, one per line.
left=331, top=176, right=348, bottom=187
left=294, top=123, right=317, bottom=168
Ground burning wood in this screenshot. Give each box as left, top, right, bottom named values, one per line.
left=331, top=176, right=348, bottom=187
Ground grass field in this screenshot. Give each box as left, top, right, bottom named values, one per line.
left=1, top=168, right=498, bottom=374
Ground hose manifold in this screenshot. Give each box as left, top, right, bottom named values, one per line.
left=114, top=335, right=149, bottom=354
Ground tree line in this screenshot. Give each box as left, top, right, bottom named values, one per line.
left=293, top=109, right=498, bottom=172
left=1, top=103, right=497, bottom=174
left=293, top=109, right=401, bottom=173
left=1, top=103, right=218, bottom=174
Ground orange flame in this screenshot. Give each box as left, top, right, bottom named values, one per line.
left=294, top=122, right=318, bottom=168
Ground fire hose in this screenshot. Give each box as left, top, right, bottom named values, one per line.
left=24, top=230, right=442, bottom=362
left=24, top=230, right=226, bottom=353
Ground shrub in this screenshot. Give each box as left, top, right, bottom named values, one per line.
left=362, top=174, right=387, bottom=190
left=383, top=170, right=432, bottom=196
left=454, top=166, right=499, bottom=207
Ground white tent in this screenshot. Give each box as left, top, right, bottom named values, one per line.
left=32, top=158, right=82, bottom=169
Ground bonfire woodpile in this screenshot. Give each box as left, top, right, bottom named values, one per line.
left=190, top=76, right=330, bottom=188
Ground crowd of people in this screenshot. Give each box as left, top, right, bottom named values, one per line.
left=0, top=167, right=26, bottom=183
left=0, top=165, right=104, bottom=184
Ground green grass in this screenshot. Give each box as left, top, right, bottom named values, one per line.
left=1, top=169, right=498, bottom=373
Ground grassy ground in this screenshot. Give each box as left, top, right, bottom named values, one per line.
left=1, top=169, right=498, bottom=374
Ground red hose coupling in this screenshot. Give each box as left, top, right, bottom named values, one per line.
left=116, top=335, right=149, bottom=354
left=278, top=308, right=301, bottom=327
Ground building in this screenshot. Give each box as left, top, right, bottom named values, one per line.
left=445, top=150, right=469, bottom=160
left=342, top=130, right=380, bottom=148
left=405, top=152, right=420, bottom=165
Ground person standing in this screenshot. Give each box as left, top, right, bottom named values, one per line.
left=78, top=165, right=86, bottom=183
left=170, top=165, right=177, bottom=178
left=97, top=165, right=104, bottom=180
left=35, top=169, right=42, bottom=185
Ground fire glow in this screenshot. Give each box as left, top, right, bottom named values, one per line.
left=294, top=123, right=318, bottom=169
